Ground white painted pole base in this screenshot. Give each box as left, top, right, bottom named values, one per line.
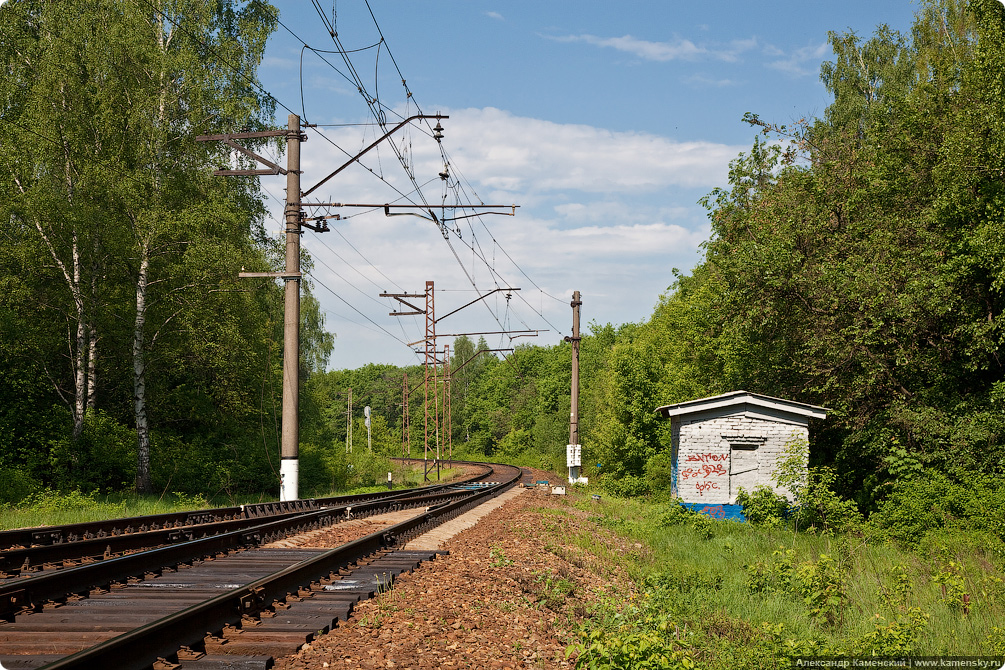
left=280, top=458, right=299, bottom=501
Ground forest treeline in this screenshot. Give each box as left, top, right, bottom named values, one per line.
left=3, top=0, right=1005, bottom=523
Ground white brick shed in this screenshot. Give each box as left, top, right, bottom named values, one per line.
left=654, top=391, right=828, bottom=515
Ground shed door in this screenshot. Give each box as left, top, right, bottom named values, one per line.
left=729, top=442, right=760, bottom=503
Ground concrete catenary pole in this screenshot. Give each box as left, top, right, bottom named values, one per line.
left=280, top=114, right=301, bottom=501
left=567, top=291, right=582, bottom=483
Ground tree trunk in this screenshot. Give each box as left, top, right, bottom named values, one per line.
left=133, top=238, right=152, bottom=493
left=86, top=326, right=97, bottom=413
left=71, top=228, right=88, bottom=440
left=87, top=252, right=100, bottom=414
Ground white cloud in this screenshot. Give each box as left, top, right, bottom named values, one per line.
left=271, top=107, right=736, bottom=367
left=554, top=33, right=706, bottom=61
left=434, top=107, right=746, bottom=194
left=766, top=41, right=830, bottom=76
left=550, top=33, right=758, bottom=63
left=485, top=11, right=503, bottom=21
left=685, top=74, right=735, bottom=88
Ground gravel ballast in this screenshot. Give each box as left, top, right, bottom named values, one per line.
left=274, top=470, right=632, bottom=670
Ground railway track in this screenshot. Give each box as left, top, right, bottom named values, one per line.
left=0, top=463, right=493, bottom=580
left=0, top=461, right=524, bottom=670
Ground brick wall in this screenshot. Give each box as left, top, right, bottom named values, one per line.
left=674, top=412, right=807, bottom=505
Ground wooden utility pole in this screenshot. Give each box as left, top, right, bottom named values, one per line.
left=346, top=387, right=353, bottom=453
left=566, top=291, right=583, bottom=484
left=402, top=373, right=410, bottom=456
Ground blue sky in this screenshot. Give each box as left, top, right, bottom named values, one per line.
left=256, top=1, right=919, bottom=370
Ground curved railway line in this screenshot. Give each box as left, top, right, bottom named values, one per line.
left=0, top=461, right=530, bottom=670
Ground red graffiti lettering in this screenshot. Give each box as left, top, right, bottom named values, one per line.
left=681, top=465, right=727, bottom=480
left=699, top=505, right=726, bottom=519
left=695, top=481, right=720, bottom=496
left=685, top=453, right=728, bottom=463
left=700, top=463, right=727, bottom=478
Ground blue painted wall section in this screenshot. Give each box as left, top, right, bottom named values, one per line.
left=681, top=502, right=746, bottom=521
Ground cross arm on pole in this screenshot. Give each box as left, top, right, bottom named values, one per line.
left=196, top=129, right=296, bottom=176
left=436, top=288, right=519, bottom=323
left=380, top=292, right=427, bottom=316
left=302, top=114, right=448, bottom=199
left=406, top=330, right=541, bottom=346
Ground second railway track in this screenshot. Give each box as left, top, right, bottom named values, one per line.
left=0, top=461, right=494, bottom=580
left=0, top=461, right=526, bottom=670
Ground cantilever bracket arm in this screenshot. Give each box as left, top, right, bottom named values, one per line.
left=302, top=114, right=448, bottom=198
left=435, top=287, right=520, bottom=324
left=380, top=291, right=426, bottom=316
left=383, top=205, right=436, bottom=222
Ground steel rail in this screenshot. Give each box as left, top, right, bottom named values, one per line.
left=0, top=462, right=492, bottom=552
left=0, top=484, right=485, bottom=620
left=0, top=478, right=491, bottom=577
left=38, top=463, right=521, bottom=669
left=0, top=507, right=320, bottom=578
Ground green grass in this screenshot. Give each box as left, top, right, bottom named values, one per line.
left=562, top=495, right=1005, bottom=666
left=0, top=490, right=213, bottom=531
left=0, top=463, right=466, bottom=532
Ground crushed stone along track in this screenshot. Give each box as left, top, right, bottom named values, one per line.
left=0, top=462, right=524, bottom=670
left=262, top=508, right=428, bottom=550
left=274, top=467, right=595, bottom=670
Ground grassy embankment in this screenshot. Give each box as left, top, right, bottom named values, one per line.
left=541, top=493, right=1005, bottom=668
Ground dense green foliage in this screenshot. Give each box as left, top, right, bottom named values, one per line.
left=0, top=0, right=332, bottom=498
left=583, top=0, right=1005, bottom=511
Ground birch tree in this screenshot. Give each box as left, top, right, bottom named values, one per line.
left=1, top=0, right=279, bottom=492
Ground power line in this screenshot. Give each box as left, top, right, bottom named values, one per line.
left=244, top=1, right=562, bottom=344
left=306, top=269, right=419, bottom=351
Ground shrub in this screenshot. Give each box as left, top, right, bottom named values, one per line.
left=656, top=503, right=698, bottom=527
left=299, top=441, right=349, bottom=496
left=736, top=485, right=790, bottom=528
left=774, top=440, right=862, bottom=534
left=0, top=467, right=39, bottom=506
left=571, top=626, right=697, bottom=670
left=20, top=488, right=108, bottom=513
left=745, top=547, right=848, bottom=626
left=869, top=471, right=1005, bottom=548
left=868, top=471, right=962, bottom=546
left=48, top=410, right=135, bottom=492
left=644, top=452, right=675, bottom=499
left=844, top=608, right=928, bottom=656
left=795, top=553, right=846, bottom=626
left=601, top=473, right=649, bottom=498
left=347, top=449, right=391, bottom=489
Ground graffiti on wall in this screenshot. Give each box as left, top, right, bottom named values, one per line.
left=680, top=502, right=746, bottom=521
left=680, top=451, right=729, bottom=498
